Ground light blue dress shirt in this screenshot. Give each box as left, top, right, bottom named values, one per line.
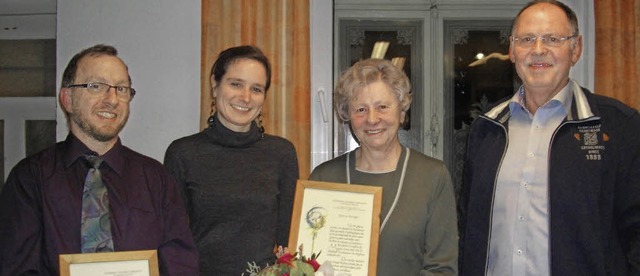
left=487, top=83, right=573, bottom=276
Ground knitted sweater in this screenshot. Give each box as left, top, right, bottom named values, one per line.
left=164, top=113, right=299, bottom=275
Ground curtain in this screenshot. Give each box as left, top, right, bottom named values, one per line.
left=594, top=0, right=640, bottom=110
left=202, top=0, right=311, bottom=177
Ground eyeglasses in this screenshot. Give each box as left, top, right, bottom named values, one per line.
left=511, top=34, right=578, bottom=48
left=66, top=82, right=136, bottom=101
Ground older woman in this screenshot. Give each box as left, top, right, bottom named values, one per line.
left=309, top=58, right=457, bottom=275
left=164, top=45, right=299, bottom=275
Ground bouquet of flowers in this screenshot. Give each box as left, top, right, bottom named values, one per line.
left=244, top=245, right=334, bottom=276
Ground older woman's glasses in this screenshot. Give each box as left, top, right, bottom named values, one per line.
left=511, top=34, right=577, bottom=48
left=66, top=82, right=136, bottom=101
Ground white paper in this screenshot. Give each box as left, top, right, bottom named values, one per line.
left=295, top=188, right=375, bottom=276
left=69, top=260, right=150, bottom=276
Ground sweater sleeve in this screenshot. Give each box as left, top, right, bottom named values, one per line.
left=276, top=142, right=299, bottom=247
left=421, top=164, right=459, bottom=275
left=163, top=141, right=191, bottom=212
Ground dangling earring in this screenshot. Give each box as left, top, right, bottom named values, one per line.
left=207, top=98, right=216, bottom=127
left=257, top=113, right=265, bottom=135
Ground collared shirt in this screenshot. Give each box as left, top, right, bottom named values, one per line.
left=0, top=134, right=198, bottom=276
left=488, top=83, right=573, bottom=276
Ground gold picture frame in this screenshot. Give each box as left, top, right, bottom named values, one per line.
left=59, top=250, right=159, bottom=276
left=288, top=180, right=382, bottom=276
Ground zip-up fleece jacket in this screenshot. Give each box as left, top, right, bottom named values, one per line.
left=459, top=80, right=640, bottom=275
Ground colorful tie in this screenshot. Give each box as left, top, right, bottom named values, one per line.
left=80, top=155, right=114, bottom=253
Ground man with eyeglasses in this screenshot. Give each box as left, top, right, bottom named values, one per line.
left=460, top=1, right=640, bottom=275
left=0, top=44, right=198, bottom=275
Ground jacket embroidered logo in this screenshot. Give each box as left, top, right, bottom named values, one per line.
left=577, top=124, right=606, bottom=161
left=584, top=132, right=598, bottom=146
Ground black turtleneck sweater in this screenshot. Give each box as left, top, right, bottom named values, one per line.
left=163, top=113, right=299, bottom=275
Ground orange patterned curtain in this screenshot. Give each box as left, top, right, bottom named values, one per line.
left=594, top=0, right=640, bottom=110
left=202, top=0, right=311, bottom=178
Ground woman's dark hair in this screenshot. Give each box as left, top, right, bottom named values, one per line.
left=210, top=45, right=272, bottom=92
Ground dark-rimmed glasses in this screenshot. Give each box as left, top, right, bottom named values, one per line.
left=66, top=82, right=136, bottom=101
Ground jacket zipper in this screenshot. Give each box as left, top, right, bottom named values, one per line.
left=479, top=114, right=510, bottom=276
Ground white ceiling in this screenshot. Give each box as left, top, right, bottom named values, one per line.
left=0, top=0, right=56, bottom=39
left=0, top=0, right=56, bottom=15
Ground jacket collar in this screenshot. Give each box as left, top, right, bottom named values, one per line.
left=484, top=79, right=597, bottom=123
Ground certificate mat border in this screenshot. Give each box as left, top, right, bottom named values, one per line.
left=59, top=249, right=159, bottom=276
left=288, top=179, right=382, bottom=276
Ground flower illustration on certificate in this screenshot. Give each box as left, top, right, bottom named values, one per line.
left=306, top=206, right=327, bottom=253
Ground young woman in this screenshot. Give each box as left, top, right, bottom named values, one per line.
left=164, top=45, right=299, bottom=275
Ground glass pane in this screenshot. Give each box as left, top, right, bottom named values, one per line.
left=443, top=20, right=521, bottom=214
left=25, top=120, right=56, bottom=157
left=337, top=20, right=423, bottom=154
left=0, top=39, right=56, bottom=97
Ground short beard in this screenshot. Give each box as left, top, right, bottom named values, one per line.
left=70, top=104, right=128, bottom=142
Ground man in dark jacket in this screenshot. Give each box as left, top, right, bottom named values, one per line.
left=460, top=1, right=640, bottom=275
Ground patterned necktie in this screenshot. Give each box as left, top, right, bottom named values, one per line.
left=80, top=155, right=114, bottom=253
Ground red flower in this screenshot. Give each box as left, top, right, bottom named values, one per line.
left=277, top=252, right=295, bottom=266
left=307, top=258, right=320, bottom=271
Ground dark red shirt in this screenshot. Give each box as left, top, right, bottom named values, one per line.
left=0, top=134, right=198, bottom=275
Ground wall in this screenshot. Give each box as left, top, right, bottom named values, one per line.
left=56, top=0, right=201, bottom=162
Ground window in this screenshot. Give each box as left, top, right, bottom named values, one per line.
left=0, top=39, right=57, bottom=183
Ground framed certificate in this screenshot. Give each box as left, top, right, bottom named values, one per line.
left=288, top=180, right=382, bottom=276
left=59, top=250, right=159, bottom=276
